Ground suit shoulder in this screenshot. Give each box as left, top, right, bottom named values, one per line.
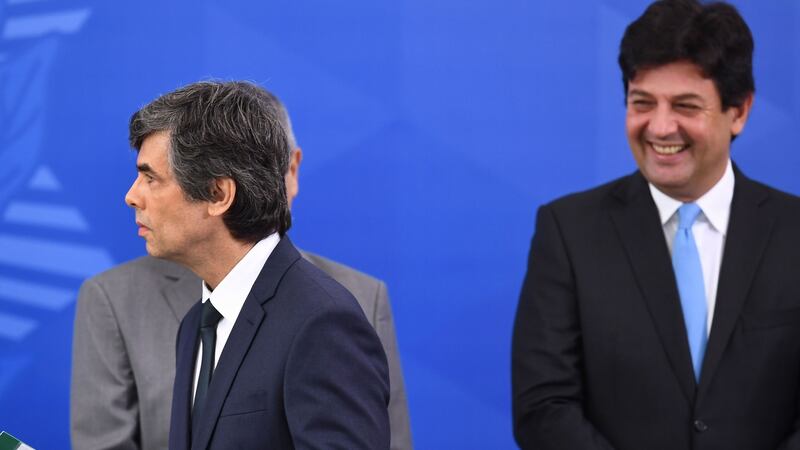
left=301, top=251, right=383, bottom=285
left=283, top=257, right=366, bottom=316
left=301, top=251, right=383, bottom=294
left=93, top=256, right=191, bottom=280
left=747, top=180, right=800, bottom=227
left=542, top=172, right=637, bottom=215
left=81, top=256, right=194, bottom=294
left=757, top=180, right=800, bottom=207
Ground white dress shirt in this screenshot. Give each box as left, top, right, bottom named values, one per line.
left=192, top=233, right=281, bottom=404
left=648, top=160, right=734, bottom=335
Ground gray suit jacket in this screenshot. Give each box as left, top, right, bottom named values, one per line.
left=71, top=252, right=412, bottom=450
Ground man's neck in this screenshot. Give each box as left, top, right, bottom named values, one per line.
left=182, top=235, right=256, bottom=290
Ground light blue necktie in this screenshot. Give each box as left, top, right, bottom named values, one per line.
left=673, top=203, right=707, bottom=383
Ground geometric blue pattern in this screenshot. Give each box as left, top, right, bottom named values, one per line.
left=26, top=167, right=62, bottom=192
left=0, top=1, right=799, bottom=448
left=3, top=201, right=89, bottom=231
left=3, top=9, right=91, bottom=39
left=0, top=357, right=31, bottom=399
left=0, top=234, right=112, bottom=278
left=0, top=275, right=75, bottom=311
left=0, top=312, right=37, bottom=341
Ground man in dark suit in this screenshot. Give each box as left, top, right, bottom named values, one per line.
left=123, top=80, right=389, bottom=449
left=512, top=1, right=800, bottom=449
left=71, top=91, right=412, bottom=450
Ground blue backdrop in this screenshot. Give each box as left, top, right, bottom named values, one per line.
left=0, top=1, right=797, bottom=448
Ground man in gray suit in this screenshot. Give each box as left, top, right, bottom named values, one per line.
left=70, top=91, right=412, bottom=450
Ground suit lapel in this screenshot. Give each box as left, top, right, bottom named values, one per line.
left=171, top=300, right=202, bottom=450
left=191, top=237, right=302, bottom=449
left=609, top=172, right=697, bottom=403
left=698, top=170, right=771, bottom=395
left=153, top=258, right=201, bottom=323
left=162, top=269, right=201, bottom=323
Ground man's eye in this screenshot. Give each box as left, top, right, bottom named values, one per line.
left=675, top=103, right=700, bottom=111
left=630, top=100, right=654, bottom=109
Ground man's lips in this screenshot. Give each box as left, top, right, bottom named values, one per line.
left=136, top=220, right=150, bottom=235
left=649, top=141, right=689, bottom=155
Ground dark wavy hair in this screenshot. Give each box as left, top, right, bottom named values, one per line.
left=129, top=81, right=292, bottom=242
left=619, top=0, right=754, bottom=110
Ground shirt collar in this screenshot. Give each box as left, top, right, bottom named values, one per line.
left=201, top=233, right=281, bottom=321
left=648, top=159, right=734, bottom=234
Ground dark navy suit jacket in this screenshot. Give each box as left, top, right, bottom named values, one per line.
left=169, top=237, right=390, bottom=449
left=513, top=168, right=800, bottom=449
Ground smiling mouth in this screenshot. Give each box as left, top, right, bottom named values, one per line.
left=651, top=143, right=688, bottom=155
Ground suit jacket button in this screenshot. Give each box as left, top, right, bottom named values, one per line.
left=693, top=419, right=708, bottom=432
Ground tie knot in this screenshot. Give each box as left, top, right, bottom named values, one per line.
left=201, top=301, right=223, bottom=328
left=677, top=203, right=702, bottom=230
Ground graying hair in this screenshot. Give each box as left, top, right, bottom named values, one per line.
left=263, top=90, right=298, bottom=150
left=129, top=80, right=292, bottom=241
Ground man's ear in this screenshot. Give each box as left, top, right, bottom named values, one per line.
left=730, top=93, right=754, bottom=137
left=286, top=148, right=302, bottom=208
left=207, top=177, right=236, bottom=217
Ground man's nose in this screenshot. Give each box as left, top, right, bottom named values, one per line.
left=647, top=105, right=679, bottom=138
left=125, top=177, right=141, bottom=209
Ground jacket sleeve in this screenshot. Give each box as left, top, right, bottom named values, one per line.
left=511, top=204, right=615, bottom=450
left=777, top=394, right=800, bottom=450
left=373, top=282, right=414, bottom=450
left=285, top=305, right=391, bottom=450
left=71, top=278, right=140, bottom=450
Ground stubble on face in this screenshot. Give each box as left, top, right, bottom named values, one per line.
left=126, top=132, right=214, bottom=265
left=625, top=61, right=747, bottom=202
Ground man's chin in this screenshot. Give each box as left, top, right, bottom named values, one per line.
left=642, top=164, right=690, bottom=186
left=144, top=241, right=164, bottom=259
left=145, top=244, right=187, bottom=267
left=650, top=178, right=703, bottom=202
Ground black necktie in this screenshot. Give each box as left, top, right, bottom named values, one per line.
left=192, top=301, right=223, bottom=429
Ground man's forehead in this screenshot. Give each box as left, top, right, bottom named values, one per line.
left=628, top=62, right=717, bottom=95
left=136, top=131, right=171, bottom=172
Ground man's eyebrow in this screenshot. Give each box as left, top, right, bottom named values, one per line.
left=628, top=89, right=704, bottom=102
left=627, top=89, right=653, bottom=98
left=672, top=93, right=704, bottom=103
left=137, top=163, right=157, bottom=176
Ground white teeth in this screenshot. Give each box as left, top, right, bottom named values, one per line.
left=652, top=144, right=685, bottom=155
